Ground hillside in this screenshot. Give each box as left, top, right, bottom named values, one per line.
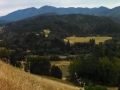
left=2, top=14, right=120, bottom=37
left=0, top=60, right=80, bottom=90
left=0, top=20, right=8, bottom=25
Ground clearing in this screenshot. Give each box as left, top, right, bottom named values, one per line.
left=64, top=36, right=112, bottom=44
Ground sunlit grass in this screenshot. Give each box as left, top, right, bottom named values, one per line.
left=64, top=36, right=112, bottom=44
left=107, top=87, right=118, bottom=90
left=43, top=29, right=51, bottom=37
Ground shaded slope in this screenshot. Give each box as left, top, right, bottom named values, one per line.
left=3, top=14, right=120, bottom=37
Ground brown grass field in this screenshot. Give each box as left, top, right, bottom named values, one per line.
left=51, top=61, right=70, bottom=66
left=107, top=87, right=118, bottom=90
left=64, top=36, right=112, bottom=44
left=0, top=60, right=80, bottom=90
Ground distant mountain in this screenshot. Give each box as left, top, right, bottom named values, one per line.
left=101, top=6, right=120, bottom=17
left=39, top=6, right=109, bottom=14
left=0, top=20, right=8, bottom=25
left=0, top=5, right=109, bottom=22
left=0, top=7, right=38, bottom=22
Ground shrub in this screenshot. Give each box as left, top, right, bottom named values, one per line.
left=85, top=84, right=107, bottom=90
left=26, top=56, right=51, bottom=75
left=95, top=85, right=107, bottom=90
left=118, top=84, right=120, bottom=90
left=51, top=65, right=62, bottom=79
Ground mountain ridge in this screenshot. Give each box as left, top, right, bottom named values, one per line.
left=0, top=5, right=120, bottom=24
left=0, top=5, right=109, bottom=22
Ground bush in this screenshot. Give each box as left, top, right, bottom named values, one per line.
left=95, top=85, right=107, bottom=90
left=26, top=56, right=51, bottom=75
left=118, top=84, right=120, bottom=90
left=85, top=83, right=95, bottom=90
left=51, top=65, right=62, bottom=79
left=85, top=84, right=107, bottom=90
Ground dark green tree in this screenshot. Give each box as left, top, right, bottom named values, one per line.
left=85, top=84, right=107, bottom=90
left=118, top=84, right=120, bottom=90
left=69, top=56, right=82, bottom=81
left=94, top=85, right=107, bottom=90
left=99, top=57, right=119, bottom=85
left=26, top=56, right=51, bottom=75
left=51, top=65, right=62, bottom=79
left=85, top=83, right=95, bottom=90
left=0, top=48, right=11, bottom=59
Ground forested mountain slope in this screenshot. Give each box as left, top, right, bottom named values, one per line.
left=2, top=14, right=120, bottom=37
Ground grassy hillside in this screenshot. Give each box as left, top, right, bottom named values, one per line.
left=0, top=60, right=80, bottom=90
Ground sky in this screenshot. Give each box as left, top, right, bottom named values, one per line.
left=0, top=0, right=120, bottom=16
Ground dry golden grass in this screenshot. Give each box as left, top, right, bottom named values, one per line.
left=43, top=29, right=51, bottom=37
left=107, top=87, right=118, bottom=90
left=64, top=36, right=112, bottom=44
left=0, top=61, right=80, bottom=90
left=51, top=61, right=70, bottom=66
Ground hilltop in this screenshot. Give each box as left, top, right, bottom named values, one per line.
left=0, top=60, right=79, bottom=90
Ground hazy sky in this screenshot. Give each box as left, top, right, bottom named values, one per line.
left=0, top=0, right=120, bottom=16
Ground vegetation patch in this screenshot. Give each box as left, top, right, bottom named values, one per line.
left=51, top=61, right=70, bottom=78
left=0, top=27, right=4, bottom=32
